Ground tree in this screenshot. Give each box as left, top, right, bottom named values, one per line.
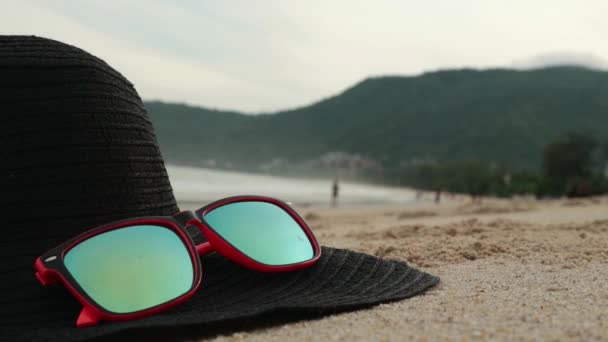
left=543, top=133, right=597, bottom=180
left=601, top=140, right=608, bottom=176
left=541, top=133, right=598, bottom=197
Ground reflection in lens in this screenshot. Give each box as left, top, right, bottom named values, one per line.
left=64, top=225, right=194, bottom=313
left=204, top=201, right=314, bottom=266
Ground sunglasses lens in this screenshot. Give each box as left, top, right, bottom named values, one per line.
left=204, top=201, right=314, bottom=266
left=64, top=225, right=194, bottom=314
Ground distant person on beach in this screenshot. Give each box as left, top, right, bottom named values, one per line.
left=435, top=189, right=441, bottom=204
left=331, top=178, right=340, bottom=207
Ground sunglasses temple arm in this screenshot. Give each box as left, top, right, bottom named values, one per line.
left=173, top=211, right=214, bottom=256
left=196, top=242, right=214, bottom=255
left=174, top=210, right=197, bottom=226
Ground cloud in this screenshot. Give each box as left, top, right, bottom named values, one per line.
left=512, top=52, right=608, bottom=70
left=2, top=0, right=315, bottom=112
left=2, top=0, right=608, bottom=112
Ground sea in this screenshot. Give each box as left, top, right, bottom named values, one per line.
left=166, top=165, right=416, bottom=208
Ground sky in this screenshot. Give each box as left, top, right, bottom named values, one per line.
left=2, top=0, right=608, bottom=113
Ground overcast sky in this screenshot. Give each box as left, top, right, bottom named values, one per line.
left=3, top=0, right=608, bottom=112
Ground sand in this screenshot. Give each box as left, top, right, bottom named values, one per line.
left=194, top=196, right=608, bottom=341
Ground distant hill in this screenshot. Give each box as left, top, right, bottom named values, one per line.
left=146, top=66, right=608, bottom=174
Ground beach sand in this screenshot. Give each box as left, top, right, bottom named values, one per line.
left=202, top=196, right=608, bottom=341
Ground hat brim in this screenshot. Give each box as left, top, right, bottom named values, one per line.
left=6, top=247, right=438, bottom=342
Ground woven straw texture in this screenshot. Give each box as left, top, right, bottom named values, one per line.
left=0, top=36, right=438, bottom=341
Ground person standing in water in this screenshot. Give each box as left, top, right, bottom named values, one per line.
left=331, top=178, right=340, bottom=207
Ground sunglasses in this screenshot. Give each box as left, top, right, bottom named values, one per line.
left=34, top=195, right=321, bottom=327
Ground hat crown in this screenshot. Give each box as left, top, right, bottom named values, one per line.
left=1, top=36, right=178, bottom=252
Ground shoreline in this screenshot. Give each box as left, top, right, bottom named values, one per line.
left=168, top=165, right=418, bottom=208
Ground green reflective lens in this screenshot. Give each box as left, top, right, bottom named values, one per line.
left=204, top=201, right=314, bottom=266
left=64, top=225, right=194, bottom=314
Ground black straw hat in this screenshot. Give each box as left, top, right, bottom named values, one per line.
left=1, top=36, right=439, bottom=341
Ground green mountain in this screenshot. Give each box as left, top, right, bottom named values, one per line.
left=146, top=66, right=608, bottom=173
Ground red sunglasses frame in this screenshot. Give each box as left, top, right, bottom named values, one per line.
left=34, top=195, right=321, bottom=328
